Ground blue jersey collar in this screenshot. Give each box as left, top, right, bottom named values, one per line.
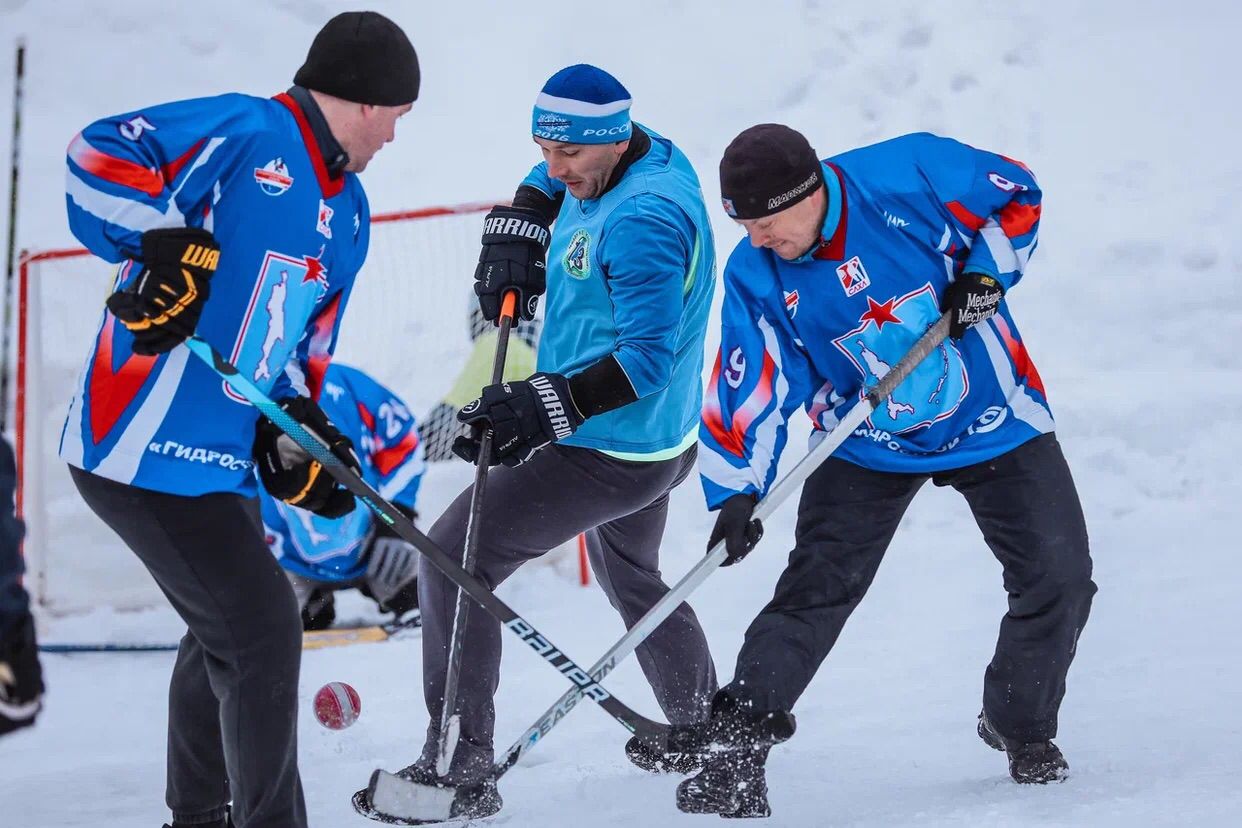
left=791, top=162, right=845, bottom=263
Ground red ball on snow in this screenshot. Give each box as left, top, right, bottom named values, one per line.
left=314, top=681, right=361, bottom=730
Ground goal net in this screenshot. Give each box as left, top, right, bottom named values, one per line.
left=16, top=201, right=583, bottom=617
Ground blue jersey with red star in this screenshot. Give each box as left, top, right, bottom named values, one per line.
left=260, top=363, right=424, bottom=584
left=59, top=92, right=370, bottom=497
left=700, top=132, right=1052, bottom=509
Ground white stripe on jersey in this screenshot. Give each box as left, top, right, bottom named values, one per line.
left=747, top=315, right=792, bottom=488
left=977, top=320, right=1054, bottom=434
left=700, top=314, right=792, bottom=497
left=1015, top=234, right=1038, bottom=271
left=92, top=345, right=190, bottom=483
left=66, top=171, right=182, bottom=234
left=698, top=440, right=761, bottom=495
left=979, top=219, right=1020, bottom=276
left=378, top=442, right=425, bottom=502
left=282, top=359, right=311, bottom=398
left=168, top=137, right=226, bottom=203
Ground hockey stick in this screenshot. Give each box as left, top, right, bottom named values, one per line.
left=40, top=613, right=424, bottom=654
left=368, top=313, right=953, bottom=821
left=437, top=290, right=518, bottom=776
left=182, top=336, right=667, bottom=739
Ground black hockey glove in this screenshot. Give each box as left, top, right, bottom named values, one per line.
left=941, top=271, right=1004, bottom=339
left=474, top=206, right=550, bottom=323
left=453, top=372, right=584, bottom=467
left=254, top=396, right=359, bottom=518
left=0, top=612, right=44, bottom=736
left=105, top=227, right=219, bottom=355
left=708, top=493, right=763, bottom=566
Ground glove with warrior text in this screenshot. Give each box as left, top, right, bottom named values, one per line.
left=105, top=227, right=219, bottom=355
left=254, top=396, right=359, bottom=518
left=708, top=493, right=764, bottom=566
left=941, top=271, right=1004, bottom=339
left=453, top=372, right=584, bottom=467
left=474, top=206, right=550, bottom=323
left=0, top=612, right=44, bottom=736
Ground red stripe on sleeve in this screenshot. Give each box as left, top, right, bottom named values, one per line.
left=372, top=431, right=420, bottom=476
left=68, top=133, right=165, bottom=197
left=945, top=201, right=986, bottom=232
left=160, top=138, right=207, bottom=187
left=999, top=201, right=1041, bottom=238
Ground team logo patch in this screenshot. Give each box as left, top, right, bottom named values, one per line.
left=783, top=289, right=799, bottom=318
left=317, top=199, right=333, bottom=239
left=536, top=113, right=572, bottom=133
left=722, top=197, right=737, bottom=218
left=254, top=158, right=293, bottom=196
left=836, top=255, right=870, bottom=297
left=223, top=250, right=328, bottom=404
left=831, top=283, right=968, bottom=435
left=564, top=228, right=591, bottom=279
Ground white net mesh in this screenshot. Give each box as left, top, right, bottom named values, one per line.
left=18, top=202, right=581, bottom=617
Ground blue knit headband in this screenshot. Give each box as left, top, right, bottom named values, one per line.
left=532, top=64, right=632, bottom=144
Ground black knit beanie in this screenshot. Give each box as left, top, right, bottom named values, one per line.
left=719, top=124, right=822, bottom=220
left=294, top=11, right=419, bottom=106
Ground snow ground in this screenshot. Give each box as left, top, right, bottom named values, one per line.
left=2, top=1, right=1242, bottom=826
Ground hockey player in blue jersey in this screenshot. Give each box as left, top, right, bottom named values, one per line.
left=261, top=363, right=424, bottom=630
left=677, top=125, right=1096, bottom=818
left=354, top=65, right=718, bottom=823
left=60, top=13, right=419, bottom=828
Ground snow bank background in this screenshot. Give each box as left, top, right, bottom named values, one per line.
left=2, top=1, right=1240, bottom=825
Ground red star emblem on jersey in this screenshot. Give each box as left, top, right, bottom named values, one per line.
left=860, top=296, right=902, bottom=330
left=301, top=252, right=327, bottom=285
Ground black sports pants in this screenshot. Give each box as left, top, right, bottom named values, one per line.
left=726, top=433, right=1096, bottom=743
left=71, top=467, right=306, bottom=828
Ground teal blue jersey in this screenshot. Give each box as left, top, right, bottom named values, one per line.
left=521, top=125, right=716, bottom=458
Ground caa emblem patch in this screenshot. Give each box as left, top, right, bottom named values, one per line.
left=317, top=199, right=333, bottom=239
left=783, top=290, right=799, bottom=318
left=254, top=158, right=293, bottom=196
left=836, top=255, right=870, bottom=297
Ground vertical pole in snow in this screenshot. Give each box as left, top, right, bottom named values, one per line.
left=1, top=38, right=26, bottom=434
left=577, top=532, right=589, bottom=587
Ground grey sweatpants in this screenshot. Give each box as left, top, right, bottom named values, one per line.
left=70, top=467, right=307, bottom=828
left=417, top=443, right=716, bottom=782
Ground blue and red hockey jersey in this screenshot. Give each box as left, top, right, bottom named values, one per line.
left=700, top=132, right=1053, bottom=508
left=60, top=92, right=370, bottom=497
left=261, top=363, right=424, bottom=585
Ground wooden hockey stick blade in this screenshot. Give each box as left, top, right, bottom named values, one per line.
left=42, top=615, right=422, bottom=654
